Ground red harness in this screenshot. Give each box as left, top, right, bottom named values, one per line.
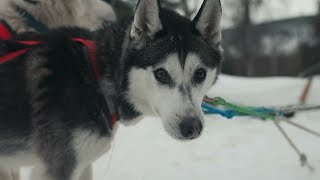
left=0, top=29, right=119, bottom=126
left=0, top=21, right=14, bottom=40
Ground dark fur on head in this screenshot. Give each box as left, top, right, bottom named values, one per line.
left=97, top=0, right=223, bottom=121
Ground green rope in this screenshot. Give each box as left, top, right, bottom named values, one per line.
left=203, top=96, right=320, bottom=171
left=206, top=97, right=276, bottom=120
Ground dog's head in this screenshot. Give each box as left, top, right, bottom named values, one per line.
left=119, top=0, right=222, bottom=140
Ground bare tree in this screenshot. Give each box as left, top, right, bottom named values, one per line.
left=237, top=0, right=263, bottom=75
left=148, top=0, right=198, bottom=18
left=104, top=0, right=134, bottom=21
left=224, top=0, right=264, bottom=27
left=316, top=0, right=320, bottom=62
left=224, top=0, right=286, bottom=76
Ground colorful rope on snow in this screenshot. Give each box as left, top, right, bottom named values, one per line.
left=202, top=96, right=320, bottom=170
left=202, top=97, right=279, bottom=120
left=201, top=97, right=320, bottom=120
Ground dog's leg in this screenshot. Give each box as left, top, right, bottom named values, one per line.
left=10, top=170, right=19, bottom=180
left=0, top=168, right=12, bottom=180
left=30, top=166, right=44, bottom=180
left=79, top=165, right=92, bottom=180
left=0, top=168, right=20, bottom=180
left=29, top=152, right=78, bottom=180
left=31, top=164, right=84, bottom=180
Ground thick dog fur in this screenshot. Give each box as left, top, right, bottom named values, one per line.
left=0, top=0, right=116, bottom=33
left=0, top=0, right=223, bottom=179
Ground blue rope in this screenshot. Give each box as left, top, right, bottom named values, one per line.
left=202, top=102, right=283, bottom=119
left=202, top=103, right=237, bottom=118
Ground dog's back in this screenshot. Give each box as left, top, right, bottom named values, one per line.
left=0, top=42, right=31, bottom=154
left=0, top=28, right=109, bottom=160
left=0, top=0, right=116, bottom=33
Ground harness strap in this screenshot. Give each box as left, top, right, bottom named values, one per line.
left=17, top=41, right=41, bottom=45
left=0, top=48, right=29, bottom=64
left=72, top=38, right=101, bottom=81
left=0, top=21, right=14, bottom=40
left=0, top=38, right=119, bottom=126
left=0, top=39, right=98, bottom=78
left=0, top=40, right=41, bottom=64
left=72, top=38, right=119, bottom=126
left=111, top=112, right=119, bottom=126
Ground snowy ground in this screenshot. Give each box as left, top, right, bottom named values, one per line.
left=21, top=75, right=320, bottom=180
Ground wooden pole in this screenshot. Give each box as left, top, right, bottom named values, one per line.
left=299, top=77, right=313, bottom=104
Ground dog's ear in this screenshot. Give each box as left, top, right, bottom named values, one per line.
left=130, top=0, right=162, bottom=48
left=193, top=0, right=222, bottom=50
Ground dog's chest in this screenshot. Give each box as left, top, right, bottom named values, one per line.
left=72, top=128, right=116, bottom=164
left=0, top=150, right=42, bottom=168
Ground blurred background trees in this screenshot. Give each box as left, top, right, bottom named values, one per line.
left=317, top=0, right=320, bottom=38
left=223, top=0, right=265, bottom=76
left=225, top=0, right=264, bottom=27
left=105, top=0, right=320, bottom=77
left=105, top=0, right=198, bottom=20
left=104, top=0, right=133, bottom=21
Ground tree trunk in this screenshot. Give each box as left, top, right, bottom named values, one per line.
left=240, top=0, right=253, bottom=76
left=242, top=0, right=251, bottom=26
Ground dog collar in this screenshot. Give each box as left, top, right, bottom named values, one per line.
left=0, top=38, right=119, bottom=129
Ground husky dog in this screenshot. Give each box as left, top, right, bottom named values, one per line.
left=0, top=0, right=222, bottom=179
left=0, top=0, right=116, bottom=33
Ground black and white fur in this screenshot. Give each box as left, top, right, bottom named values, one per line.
left=0, top=0, right=223, bottom=179
left=0, top=0, right=116, bottom=33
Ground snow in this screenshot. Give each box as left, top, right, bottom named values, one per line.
left=21, top=75, right=320, bottom=180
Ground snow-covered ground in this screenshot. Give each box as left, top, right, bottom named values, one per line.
left=21, top=75, right=320, bottom=180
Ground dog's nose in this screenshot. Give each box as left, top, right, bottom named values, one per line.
left=179, top=118, right=203, bottom=139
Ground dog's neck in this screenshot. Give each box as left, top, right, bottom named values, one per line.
left=95, top=23, right=142, bottom=121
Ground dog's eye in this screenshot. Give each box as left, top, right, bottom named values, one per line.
left=154, top=68, right=171, bottom=84
left=194, top=68, right=207, bottom=83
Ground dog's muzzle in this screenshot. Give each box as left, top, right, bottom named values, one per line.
left=179, top=117, right=203, bottom=139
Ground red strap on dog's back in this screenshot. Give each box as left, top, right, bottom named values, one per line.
left=111, top=113, right=118, bottom=126
left=17, top=41, right=41, bottom=46
left=0, top=48, right=29, bottom=64
left=72, top=38, right=100, bottom=80
left=0, top=41, right=41, bottom=64
left=0, top=37, right=119, bottom=125
left=0, top=21, right=14, bottom=40
left=0, top=38, right=100, bottom=80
